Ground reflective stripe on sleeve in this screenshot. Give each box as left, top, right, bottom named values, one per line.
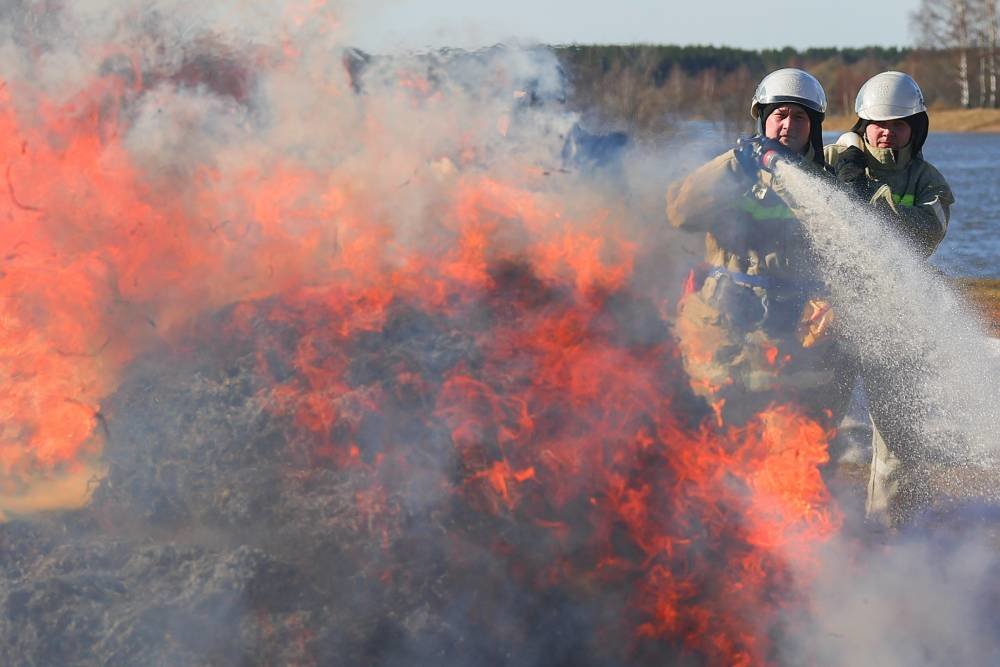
left=924, top=195, right=948, bottom=231
left=739, top=198, right=795, bottom=221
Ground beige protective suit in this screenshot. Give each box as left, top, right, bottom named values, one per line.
left=825, top=134, right=956, bottom=527
left=667, top=148, right=855, bottom=428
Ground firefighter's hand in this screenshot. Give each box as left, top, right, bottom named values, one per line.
left=734, top=137, right=798, bottom=177
left=797, top=299, right=834, bottom=348
left=834, top=146, right=866, bottom=185
left=734, top=136, right=764, bottom=177
left=835, top=147, right=880, bottom=201
left=869, top=184, right=899, bottom=214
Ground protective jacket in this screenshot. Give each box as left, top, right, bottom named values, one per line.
left=667, top=147, right=853, bottom=426
left=825, top=138, right=954, bottom=256
left=667, top=147, right=823, bottom=284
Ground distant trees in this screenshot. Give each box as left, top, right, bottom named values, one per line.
left=911, top=0, right=1000, bottom=108
left=556, top=46, right=911, bottom=136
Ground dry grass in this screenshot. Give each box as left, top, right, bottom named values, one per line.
left=956, top=278, right=1000, bottom=336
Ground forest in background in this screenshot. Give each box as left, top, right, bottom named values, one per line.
left=555, top=45, right=968, bottom=136
left=555, top=0, right=1000, bottom=136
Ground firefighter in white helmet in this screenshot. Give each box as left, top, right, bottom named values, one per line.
left=825, top=71, right=956, bottom=527
left=827, top=71, right=954, bottom=255
left=667, top=69, right=855, bottom=429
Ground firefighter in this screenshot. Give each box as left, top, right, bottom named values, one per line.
left=827, top=71, right=954, bottom=256
left=826, top=72, right=956, bottom=527
left=667, top=68, right=855, bottom=429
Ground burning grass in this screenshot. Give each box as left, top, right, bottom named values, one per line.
left=0, top=262, right=842, bottom=665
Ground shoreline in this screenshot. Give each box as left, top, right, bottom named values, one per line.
left=825, top=108, right=1000, bottom=133
left=958, top=278, right=1000, bottom=336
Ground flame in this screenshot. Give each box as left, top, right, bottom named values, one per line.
left=764, top=344, right=780, bottom=366
left=681, top=268, right=697, bottom=298
left=244, top=261, right=838, bottom=664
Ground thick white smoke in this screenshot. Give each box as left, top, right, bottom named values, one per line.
left=786, top=528, right=1000, bottom=666
left=0, top=0, right=704, bottom=335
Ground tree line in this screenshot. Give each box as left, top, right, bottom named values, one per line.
left=553, top=41, right=975, bottom=136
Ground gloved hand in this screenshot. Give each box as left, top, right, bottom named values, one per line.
left=834, top=146, right=866, bottom=184
left=868, top=183, right=899, bottom=214
left=835, top=146, right=877, bottom=199
left=734, top=136, right=800, bottom=178
left=797, top=299, right=834, bottom=348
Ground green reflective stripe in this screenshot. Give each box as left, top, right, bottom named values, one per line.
left=892, top=193, right=916, bottom=207
left=739, top=198, right=795, bottom=221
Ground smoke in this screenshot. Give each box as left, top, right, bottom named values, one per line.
left=0, top=0, right=701, bottom=475
left=0, top=3, right=720, bottom=665
left=780, top=522, right=1000, bottom=666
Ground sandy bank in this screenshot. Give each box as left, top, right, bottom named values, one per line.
left=957, top=278, right=1000, bottom=336
left=825, top=108, right=1000, bottom=133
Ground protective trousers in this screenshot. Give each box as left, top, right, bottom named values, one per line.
left=860, top=356, right=937, bottom=527
left=865, top=421, right=931, bottom=527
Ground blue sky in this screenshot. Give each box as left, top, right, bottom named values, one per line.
left=353, top=0, right=918, bottom=53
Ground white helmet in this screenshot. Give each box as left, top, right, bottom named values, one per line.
left=749, top=68, right=827, bottom=119
left=855, top=71, right=926, bottom=121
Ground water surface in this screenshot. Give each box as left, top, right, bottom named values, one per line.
left=923, top=133, right=1000, bottom=278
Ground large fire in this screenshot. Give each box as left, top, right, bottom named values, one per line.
left=0, top=7, right=841, bottom=664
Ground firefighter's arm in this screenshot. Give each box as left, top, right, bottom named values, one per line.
left=666, top=151, right=743, bottom=230
left=870, top=166, right=953, bottom=255
left=893, top=194, right=949, bottom=254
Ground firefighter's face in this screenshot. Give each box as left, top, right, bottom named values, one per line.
left=764, top=104, right=811, bottom=153
left=865, top=119, right=912, bottom=149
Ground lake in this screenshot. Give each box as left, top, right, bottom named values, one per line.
left=922, top=133, right=1000, bottom=278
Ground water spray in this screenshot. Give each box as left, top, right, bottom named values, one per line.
left=775, top=162, right=1000, bottom=469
